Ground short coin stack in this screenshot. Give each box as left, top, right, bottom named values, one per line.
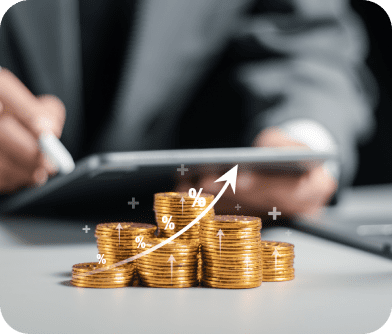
left=137, top=238, right=199, bottom=288
left=95, top=222, right=157, bottom=267
left=153, top=192, right=215, bottom=240
left=260, top=241, right=295, bottom=281
left=71, top=262, right=135, bottom=288
left=200, top=215, right=263, bottom=289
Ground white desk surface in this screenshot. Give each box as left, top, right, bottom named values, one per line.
left=1, top=186, right=392, bottom=334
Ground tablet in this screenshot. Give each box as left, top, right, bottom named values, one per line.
left=0, top=147, right=337, bottom=215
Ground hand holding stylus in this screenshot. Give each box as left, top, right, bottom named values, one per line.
left=0, top=68, right=68, bottom=193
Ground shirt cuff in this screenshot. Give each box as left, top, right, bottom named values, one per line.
left=277, top=119, right=340, bottom=181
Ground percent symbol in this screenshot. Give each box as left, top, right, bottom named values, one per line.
left=97, top=254, right=106, bottom=264
left=189, top=188, right=206, bottom=207
left=135, top=236, right=146, bottom=248
left=163, top=216, right=175, bottom=230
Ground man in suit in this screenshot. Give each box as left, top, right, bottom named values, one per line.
left=0, top=0, right=376, bottom=218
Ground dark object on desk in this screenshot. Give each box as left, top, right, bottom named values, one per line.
left=293, top=212, right=392, bottom=260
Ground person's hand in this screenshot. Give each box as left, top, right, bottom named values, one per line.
left=0, top=68, right=66, bottom=193
left=176, top=127, right=338, bottom=220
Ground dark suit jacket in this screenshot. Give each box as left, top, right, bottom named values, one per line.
left=0, top=0, right=377, bottom=185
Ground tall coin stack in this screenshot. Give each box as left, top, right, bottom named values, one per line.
left=260, top=241, right=295, bottom=281
left=153, top=191, right=215, bottom=240
left=200, top=215, right=263, bottom=289
left=71, top=262, right=135, bottom=288
left=154, top=191, right=214, bottom=284
left=137, top=238, right=199, bottom=288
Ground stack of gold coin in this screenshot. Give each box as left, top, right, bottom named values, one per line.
left=197, top=244, right=202, bottom=284
left=154, top=192, right=215, bottom=240
left=137, top=238, right=199, bottom=288
left=95, top=222, right=157, bottom=267
left=260, top=241, right=295, bottom=282
left=200, top=215, right=263, bottom=289
left=71, top=262, right=135, bottom=288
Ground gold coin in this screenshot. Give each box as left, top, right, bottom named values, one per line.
left=154, top=192, right=215, bottom=240
left=71, top=262, right=134, bottom=288
left=200, top=215, right=263, bottom=289
left=136, top=234, right=199, bottom=287
left=259, top=241, right=295, bottom=282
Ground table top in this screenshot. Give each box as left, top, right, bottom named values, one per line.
left=1, top=185, right=392, bottom=334
left=1, top=217, right=391, bottom=334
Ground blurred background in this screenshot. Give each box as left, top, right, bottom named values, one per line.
left=0, top=0, right=391, bottom=222
left=351, top=0, right=392, bottom=186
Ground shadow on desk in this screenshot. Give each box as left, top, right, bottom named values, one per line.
left=0, top=212, right=290, bottom=247
left=0, top=216, right=99, bottom=245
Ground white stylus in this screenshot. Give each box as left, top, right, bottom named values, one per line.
left=38, top=132, right=75, bottom=175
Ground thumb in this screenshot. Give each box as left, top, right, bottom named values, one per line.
left=36, top=95, right=66, bottom=138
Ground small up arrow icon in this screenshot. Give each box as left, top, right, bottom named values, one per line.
left=216, top=229, right=225, bottom=258
left=180, top=197, right=185, bottom=215
left=167, top=255, right=176, bottom=284
left=272, top=248, right=280, bottom=267
left=116, top=223, right=123, bottom=246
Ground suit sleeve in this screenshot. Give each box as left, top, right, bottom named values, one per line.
left=236, top=0, right=377, bottom=186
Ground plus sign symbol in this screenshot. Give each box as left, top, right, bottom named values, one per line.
left=128, top=197, right=139, bottom=209
left=268, top=207, right=281, bottom=220
left=177, top=164, right=189, bottom=176
left=82, top=225, right=91, bottom=233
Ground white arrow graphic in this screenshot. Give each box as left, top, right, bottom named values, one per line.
left=167, top=255, right=176, bottom=284
left=73, top=165, right=238, bottom=278
left=272, top=247, right=280, bottom=268
left=116, top=223, right=123, bottom=246
left=216, top=229, right=225, bottom=258
left=180, top=196, right=185, bottom=215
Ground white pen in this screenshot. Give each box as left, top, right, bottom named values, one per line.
left=38, top=132, right=76, bottom=175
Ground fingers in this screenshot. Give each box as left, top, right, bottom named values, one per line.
left=293, top=166, right=337, bottom=219
left=0, top=69, right=66, bottom=137
left=0, top=155, right=46, bottom=193
left=0, top=115, right=42, bottom=171
left=36, top=95, right=66, bottom=175
left=0, top=69, right=67, bottom=193
left=179, top=165, right=337, bottom=218
left=36, top=94, right=66, bottom=138
left=38, top=153, right=58, bottom=176
left=0, top=115, right=50, bottom=192
left=0, top=68, right=44, bottom=136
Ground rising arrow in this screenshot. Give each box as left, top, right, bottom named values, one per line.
left=73, top=165, right=238, bottom=278
left=180, top=197, right=185, bottom=215
left=116, top=223, right=123, bottom=246
left=272, top=247, right=280, bottom=268
left=216, top=229, right=225, bottom=258
left=167, top=255, right=176, bottom=284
